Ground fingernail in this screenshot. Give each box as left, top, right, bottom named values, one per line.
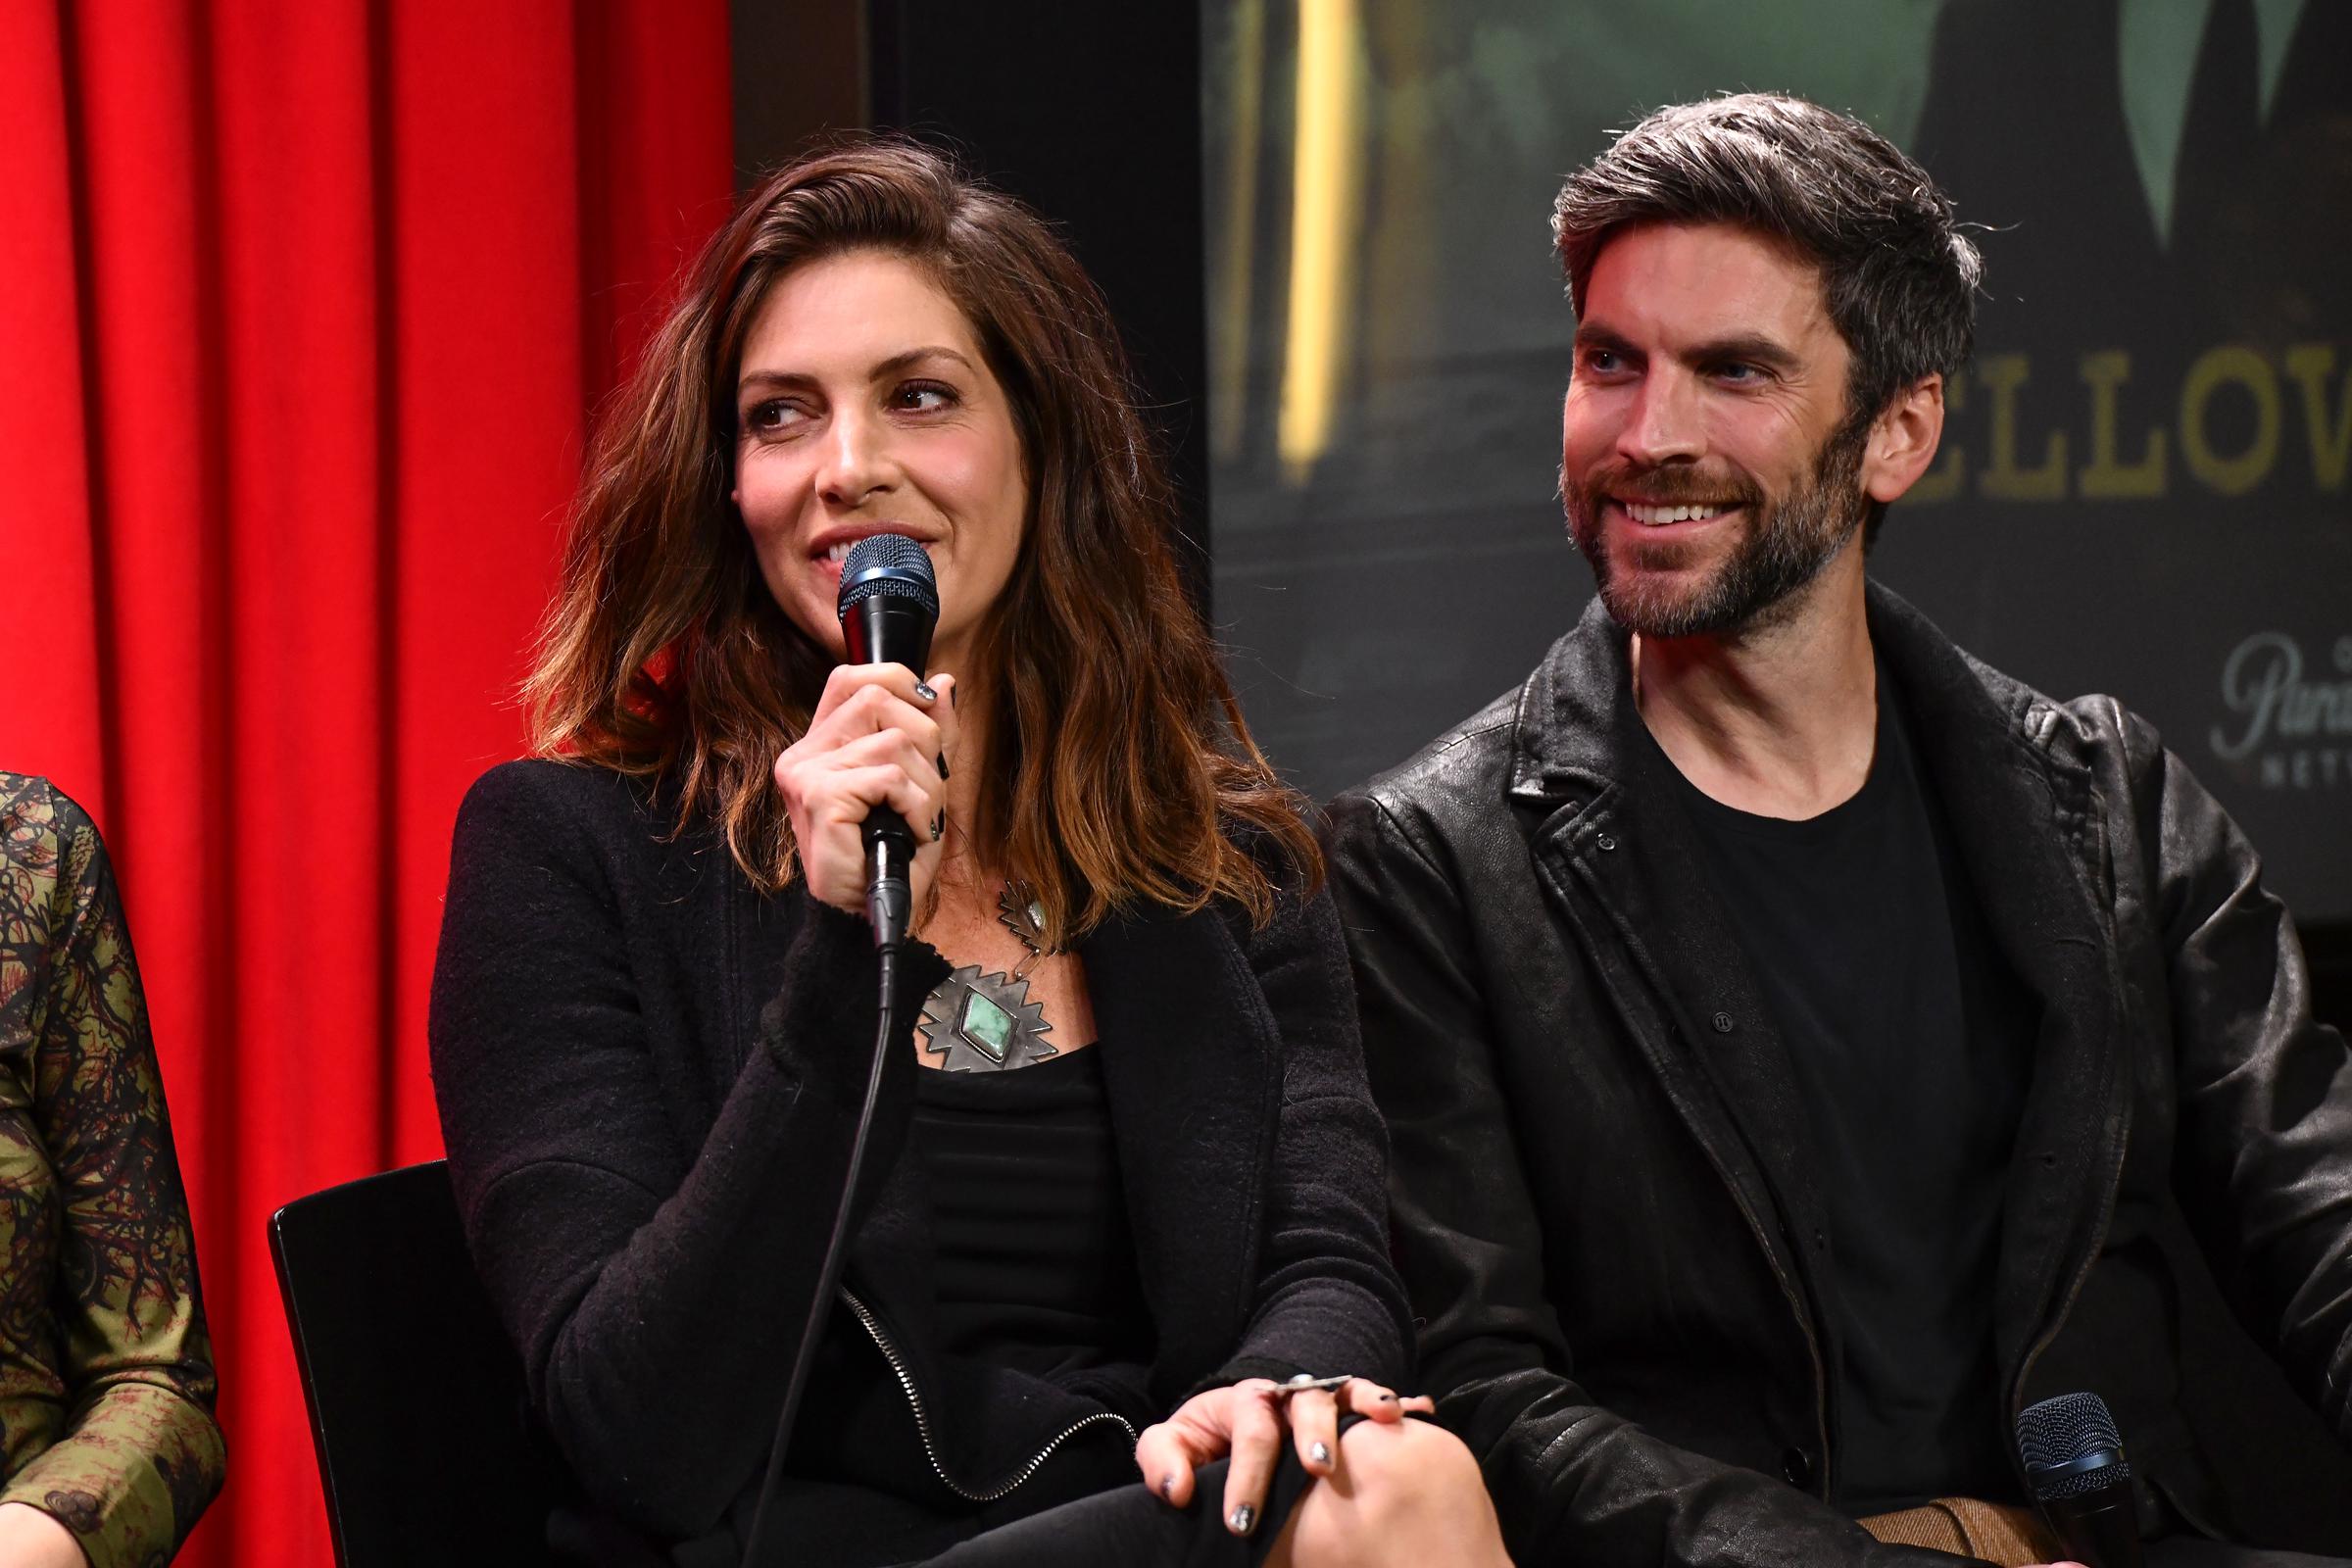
left=937, top=752, right=951, bottom=780
left=1377, top=1392, right=1397, bottom=1402
left=1227, top=1503, right=1255, bottom=1536
left=931, top=809, right=946, bottom=842
left=1159, top=1473, right=1176, bottom=1501
left=913, top=680, right=938, bottom=703
left=1309, top=1441, right=1331, bottom=1465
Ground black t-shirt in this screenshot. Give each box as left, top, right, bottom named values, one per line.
left=1665, top=669, right=2036, bottom=1511
left=913, top=1046, right=1155, bottom=1376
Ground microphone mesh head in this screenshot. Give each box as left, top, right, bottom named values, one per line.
left=2017, top=1392, right=2131, bottom=1501
left=837, top=534, right=939, bottom=615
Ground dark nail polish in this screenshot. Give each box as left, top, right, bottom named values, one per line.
left=1228, top=1503, right=1255, bottom=1536
left=937, top=752, right=951, bottom=780
left=931, top=810, right=946, bottom=842
left=1309, top=1441, right=1331, bottom=1465
left=1377, top=1392, right=1397, bottom=1403
left=1159, top=1474, right=1176, bottom=1501
left=913, top=680, right=938, bottom=703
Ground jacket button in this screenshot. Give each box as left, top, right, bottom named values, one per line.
left=1711, top=1011, right=1735, bottom=1034
left=1594, top=831, right=1617, bottom=851
left=1781, top=1446, right=1815, bottom=1489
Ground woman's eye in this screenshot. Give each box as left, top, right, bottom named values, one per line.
left=744, top=399, right=808, bottom=435
left=895, top=381, right=956, bottom=413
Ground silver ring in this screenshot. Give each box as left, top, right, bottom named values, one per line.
left=1275, top=1373, right=1354, bottom=1398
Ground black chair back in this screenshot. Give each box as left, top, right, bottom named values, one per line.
left=270, top=1159, right=560, bottom=1566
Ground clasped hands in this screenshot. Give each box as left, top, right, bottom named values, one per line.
left=1136, top=1376, right=1435, bottom=1538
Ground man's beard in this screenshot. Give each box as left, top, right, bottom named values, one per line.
left=1565, top=417, right=1870, bottom=640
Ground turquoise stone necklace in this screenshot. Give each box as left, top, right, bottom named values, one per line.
left=916, top=880, right=1060, bottom=1072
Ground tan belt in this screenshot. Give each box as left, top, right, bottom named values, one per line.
left=1858, top=1497, right=2061, bottom=1565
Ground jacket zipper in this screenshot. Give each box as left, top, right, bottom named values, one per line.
left=840, top=1287, right=1139, bottom=1503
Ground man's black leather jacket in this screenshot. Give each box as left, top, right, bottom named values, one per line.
left=1325, top=584, right=2352, bottom=1567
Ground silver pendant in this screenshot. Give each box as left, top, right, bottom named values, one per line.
left=918, top=963, right=1056, bottom=1072
left=996, top=882, right=1053, bottom=979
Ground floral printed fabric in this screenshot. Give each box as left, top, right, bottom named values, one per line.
left=0, top=775, right=223, bottom=1567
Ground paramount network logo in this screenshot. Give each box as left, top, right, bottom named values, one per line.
left=2211, top=632, right=2352, bottom=788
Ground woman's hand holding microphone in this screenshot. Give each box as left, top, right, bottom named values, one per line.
left=772, top=663, right=957, bottom=925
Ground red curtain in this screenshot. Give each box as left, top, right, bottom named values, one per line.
left=0, top=4, right=733, bottom=1563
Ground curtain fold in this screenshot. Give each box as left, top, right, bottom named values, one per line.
left=0, top=5, right=733, bottom=1563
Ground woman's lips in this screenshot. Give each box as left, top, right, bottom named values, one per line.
left=809, top=535, right=942, bottom=592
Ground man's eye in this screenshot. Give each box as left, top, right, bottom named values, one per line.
left=1582, top=349, right=1620, bottom=373
left=1716, top=362, right=1765, bottom=383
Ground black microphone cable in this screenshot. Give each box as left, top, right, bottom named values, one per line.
left=741, top=535, right=938, bottom=1567
left=740, top=941, right=902, bottom=1567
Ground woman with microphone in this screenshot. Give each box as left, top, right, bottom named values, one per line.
left=427, top=139, right=1509, bottom=1567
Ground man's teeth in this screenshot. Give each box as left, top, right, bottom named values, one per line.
left=1622, top=501, right=1729, bottom=525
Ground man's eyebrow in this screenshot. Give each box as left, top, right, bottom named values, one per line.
left=1572, top=322, right=1639, bottom=356
left=1571, top=324, right=1803, bottom=375
left=1684, top=333, right=1803, bottom=373
left=736, top=345, right=976, bottom=397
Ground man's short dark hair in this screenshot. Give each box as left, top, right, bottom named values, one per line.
left=1553, top=93, right=1982, bottom=438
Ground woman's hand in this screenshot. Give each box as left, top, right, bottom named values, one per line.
left=774, top=664, right=957, bottom=921
left=1135, top=1377, right=1435, bottom=1537
left=0, top=1502, right=88, bottom=1568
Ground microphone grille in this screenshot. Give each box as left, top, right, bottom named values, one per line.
left=2017, top=1392, right=2131, bottom=1502
left=837, top=534, right=939, bottom=615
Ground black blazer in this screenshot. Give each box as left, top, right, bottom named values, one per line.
left=429, top=760, right=1408, bottom=1558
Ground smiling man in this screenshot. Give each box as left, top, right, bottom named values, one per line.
left=1324, top=95, right=2352, bottom=1567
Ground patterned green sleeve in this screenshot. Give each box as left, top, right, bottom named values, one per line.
left=0, top=777, right=225, bottom=1567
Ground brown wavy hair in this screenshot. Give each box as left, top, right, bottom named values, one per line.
left=525, top=136, right=1317, bottom=937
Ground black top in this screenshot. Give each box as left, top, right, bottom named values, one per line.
left=913, top=1048, right=1155, bottom=1375
left=428, top=760, right=1410, bottom=1560
left=1668, top=669, right=2036, bottom=1511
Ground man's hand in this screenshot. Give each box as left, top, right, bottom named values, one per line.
left=1134, top=1377, right=1434, bottom=1536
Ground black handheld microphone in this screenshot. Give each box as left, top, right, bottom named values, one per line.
left=834, top=533, right=938, bottom=951
left=2018, top=1392, right=2144, bottom=1568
